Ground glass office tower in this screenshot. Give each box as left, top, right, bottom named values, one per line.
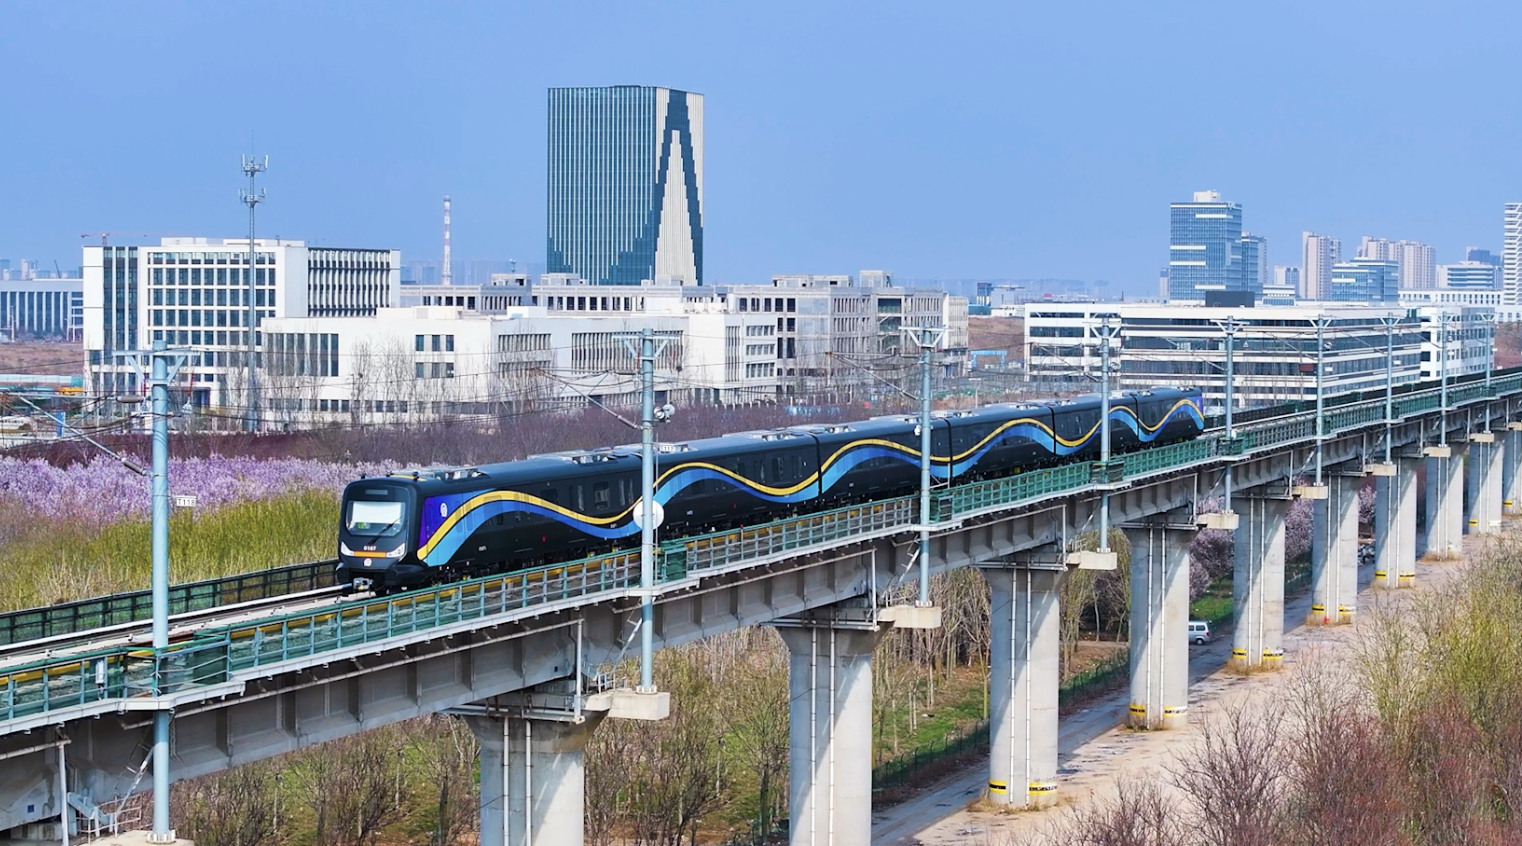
left=547, top=86, right=705, bottom=286
left=1168, top=191, right=1245, bottom=301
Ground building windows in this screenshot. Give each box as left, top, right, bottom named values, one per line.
left=415, top=334, right=425, bottom=352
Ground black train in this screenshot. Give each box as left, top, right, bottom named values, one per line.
left=337, top=387, right=1204, bottom=591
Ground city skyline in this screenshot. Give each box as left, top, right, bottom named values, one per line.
left=1, top=3, right=1519, bottom=295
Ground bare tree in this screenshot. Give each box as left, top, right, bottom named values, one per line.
left=172, top=759, right=280, bottom=846
left=1170, top=705, right=1287, bottom=846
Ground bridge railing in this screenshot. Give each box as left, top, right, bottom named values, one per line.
left=0, top=560, right=338, bottom=647
left=4, top=371, right=1522, bottom=723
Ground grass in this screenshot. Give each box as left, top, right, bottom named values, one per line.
left=2, top=489, right=338, bottom=611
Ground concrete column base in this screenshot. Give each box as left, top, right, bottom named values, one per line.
left=1310, top=474, right=1359, bottom=626
left=1231, top=494, right=1287, bottom=671
left=467, top=714, right=605, bottom=846
left=1124, top=520, right=1193, bottom=730
left=981, top=561, right=1060, bottom=807
left=1426, top=445, right=1466, bottom=558
left=1375, top=456, right=1420, bottom=589
left=779, top=620, right=882, bottom=846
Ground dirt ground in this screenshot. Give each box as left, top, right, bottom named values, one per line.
left=0, top=340, right=85, bottom=375
left=873, top=530, right=1488, bottom=845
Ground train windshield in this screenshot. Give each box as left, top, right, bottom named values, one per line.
left=347, top=500, right=406, bottom=537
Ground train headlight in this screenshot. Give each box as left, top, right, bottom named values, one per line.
left=385, top=544, right=407, bottom=559
left=340, top=541, right=355, bottom=556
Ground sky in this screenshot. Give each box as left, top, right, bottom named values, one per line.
left=2, top=1, right=1520, bottom=295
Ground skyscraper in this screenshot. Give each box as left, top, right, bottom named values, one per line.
left=1394, top=240, right=1436, bottom=290
left=547, top=85, right=705, bottom=286
left=1241, top=233, right=1268, bottom=295
left=1466, top=247, right=1501, bottom=267
left=1168, top=191, right=1244, bottom=300
left=1329, top=258, right=1399, bottom=303
left=1302, top=232, right=1341, bottom=300
left=1505, top=203, right=1522, bottom=306
left=1358, top=237, right=1437, bottom=290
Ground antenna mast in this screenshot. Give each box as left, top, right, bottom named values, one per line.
left=442, top=194, right=452, bottom=286
left=241, top=155, right=268, bottom=432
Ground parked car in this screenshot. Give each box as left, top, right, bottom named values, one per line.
left=1188, top=620, right=1211, bottom=645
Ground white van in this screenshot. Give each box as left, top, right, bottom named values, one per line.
left=1188, top=621, right=1211, bottom=645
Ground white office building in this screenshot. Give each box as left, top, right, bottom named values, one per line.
left=83, top=238, right=400, bottom=408
left=1022, top=302, right=1472, bottom=414
left=257, top=304, right=782, bottom=426
left=0, top=276, right=83, bottom=340
left=1438, top=262, right=1500, bottom=290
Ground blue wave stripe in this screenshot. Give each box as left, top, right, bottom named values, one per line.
left=416, top=397, right=1204, bottom=565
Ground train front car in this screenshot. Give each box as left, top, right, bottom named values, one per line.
left=337, top=477, right=423, bottom=591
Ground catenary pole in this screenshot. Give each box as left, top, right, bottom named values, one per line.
left=150, top=340, right=173, bottom=842
left=638, top=328, right=656, bottom=692
left=917, top=327, right=934, bottom=606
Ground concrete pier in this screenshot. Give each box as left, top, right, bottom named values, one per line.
left=1504, top=426, right=1522, bottom=515
left=981, top=559, right=1061, bottom=806
left=1125, top=519, right=1192, bottom=730
left=779, top=621, right=881, bottom=846
left=1231, top=494, right=1287, bottom=669
left=1374, top=457, right=1419, bottom=588
left=1466, top=436, right=1504, bottom=534
left=1425, top=444, right=1466, bottom=558
left=1311, top=473, right=1360, bottom=625
left=467, top=714, right=605, bottom=846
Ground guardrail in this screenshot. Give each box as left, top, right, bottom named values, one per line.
left=1, top=370, right=1520, bottom=724
left=0, top=560, right=338, bottom=648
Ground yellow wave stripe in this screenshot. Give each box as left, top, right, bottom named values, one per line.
left=414, top=398, right=1200, bottom=558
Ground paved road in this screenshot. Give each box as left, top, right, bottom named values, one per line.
left=871, top=558, right=1365, bottom=845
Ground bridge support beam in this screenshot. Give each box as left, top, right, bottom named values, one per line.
left=1231, top=493, right=1286, bottom=670
left=1503, top=426, right=1522, bottom=515
left=1311, top=473, right=1360, bottom=625
left=980, top=553, right=1061, bottom=806
left=1125, top=518, right=1192, bottom=730
left=778, top=616, right=882, bottom=846
left=1466, top=436, right=1504, bottom=534
left=1375, top=456, right=1420, bottom=589
left=467, top=713, right=605, bottom=846
left=1426, top=444, right=1466, bottom=558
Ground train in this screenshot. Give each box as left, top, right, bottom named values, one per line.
left=336, top=387, right=1205, bottom=592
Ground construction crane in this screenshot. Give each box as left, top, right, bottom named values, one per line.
left=80, top=232, right=165, bottom=247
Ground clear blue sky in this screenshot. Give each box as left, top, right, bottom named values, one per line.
left=3, top=1, right=1519, bottom=294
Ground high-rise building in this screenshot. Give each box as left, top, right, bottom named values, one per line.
left=1466, top=247, right=1501, bottom=267
left=1359, top=237, right=1437, bottom=290
left=1274, top=266, right=1300, bottom=291
left=1329, top=258, right=1399, bottom=303
left=1506, top=204, right=1522, bottom=306
left=1167, top=190, right=1245, bottom=300
left=547, top=85, right=705, bottom=286
left=1302, top=232, right=1341, bottom=300
left=1438, top=262, right=1500, bottom=290
left=1241, top=233, right=1268, bottom=295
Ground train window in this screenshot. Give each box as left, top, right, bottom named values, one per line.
left=540, top=488, right=558, bottom=505
left=772, top=456, right=784, bottom=481
left=755, top=459, right=767, bottom=483
left=572, top=485, right=585, bottom=512
left=790, top=455, right=800, bottom=477
left=593, top=482, right=610, bottom=508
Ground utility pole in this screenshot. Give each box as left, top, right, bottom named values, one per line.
left=115, top=341, right=190, bottom=845
left=1439, top=312, right=1451, bottom=446
left=1380, top=314, right=1400, bottom=463
left=241, top=155, right=267, bottom=433
left=619, top=328, right=672, bottom=693
left=1094, top=316, right=1121, bottom=552
left=1215, top=317, right=1241, bottom=497
left=1312, top=316, right=1330, bottom=485
left=909, top=326, right=946, bottom=606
